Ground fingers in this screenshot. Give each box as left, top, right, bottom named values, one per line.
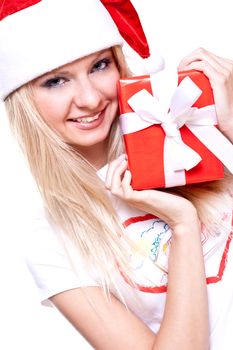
left=105, top=154, right=130, bottom=197
left=180, top=59, right=222, bottom=82
left=183, top=48, right=233, bottom=88
left=178, top=47, right=233, bottom=108
left=121, top=169, right=133, bottom=199
left=178, top=47, right=233, bottom=73
left=110, top=160, right=128, bottom=197
left=105, top=154, right=126, bottom=189
left=178, top=47, right=233, bottom=89
left=104, top=157, right=200, bottom=229
left=178, top=47, right=233, bottom=147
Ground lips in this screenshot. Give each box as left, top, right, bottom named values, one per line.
left=67, top=108, right=106, bottom=130
left=68, top=111, right=101, bottom=124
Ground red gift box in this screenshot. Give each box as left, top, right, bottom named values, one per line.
left=118, top=70, right=225, bottom=190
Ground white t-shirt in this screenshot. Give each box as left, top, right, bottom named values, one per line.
left=25, top=191, right=233, bottom=350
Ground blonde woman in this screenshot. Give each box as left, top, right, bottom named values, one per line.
left=0, top=1, right=232, bottom=349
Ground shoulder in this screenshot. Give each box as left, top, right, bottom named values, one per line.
left=23, top=205, right=99, bottom=306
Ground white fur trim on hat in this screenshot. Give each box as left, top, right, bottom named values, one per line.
left=0, top=0, right=123, bottom=100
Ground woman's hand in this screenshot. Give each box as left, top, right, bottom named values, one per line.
left=178, top=47, right=233, bottom=143
left=105, top=154, right=200, bottom=232
left=104, top=154, right=208, bottom=350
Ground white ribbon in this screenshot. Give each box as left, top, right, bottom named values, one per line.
left=120, top=74, right=233, bottom=187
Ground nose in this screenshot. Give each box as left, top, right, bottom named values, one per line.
left=72, top=76, right=103, bottom=111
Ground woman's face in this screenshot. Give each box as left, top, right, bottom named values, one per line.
left=32, top=49, right=120, bottom=151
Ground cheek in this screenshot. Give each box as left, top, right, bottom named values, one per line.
left=101, top=71, right=120, bottom=100
left=34, top=93, right=67, bottom=124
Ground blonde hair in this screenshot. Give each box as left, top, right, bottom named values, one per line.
left=5, top=46, right=232, bottom=295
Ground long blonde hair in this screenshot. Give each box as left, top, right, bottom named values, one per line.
left=5, top=46, right=232, bottom=293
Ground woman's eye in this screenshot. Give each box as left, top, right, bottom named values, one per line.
left=91, top=58, right=111, bottom=73
left=42, top=77, right=67, bottom=88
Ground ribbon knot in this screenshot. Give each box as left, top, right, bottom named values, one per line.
left=161, top=118, right=180, bottom=137
left=120, top=74, right=233, bottom=187
left=127, top=77, right=203, bottom=174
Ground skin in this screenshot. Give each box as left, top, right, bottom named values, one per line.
left=32, top=49, right=120, bottom=169
left=178, top=47, right=233, bottom=143
left=31, top=47, right=233, bottom=349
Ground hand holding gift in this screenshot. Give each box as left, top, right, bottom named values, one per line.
left=178, top=47, right=233, bottom=143
left=118, top=64, right=233, bottom=190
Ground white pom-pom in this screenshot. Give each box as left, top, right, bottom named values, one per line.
left=142, top=54, right=165, bottom=74
left=125, top=51, right=165, bottom=75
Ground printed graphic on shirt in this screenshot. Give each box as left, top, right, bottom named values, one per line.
left=97, top=167, right=233, bottom=293
left=122, top=212, right=233, bottom=293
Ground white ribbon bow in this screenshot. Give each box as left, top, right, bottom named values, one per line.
left=120, top=75, right=233, bottom=187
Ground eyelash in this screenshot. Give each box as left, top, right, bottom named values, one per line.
left=42, top=77, right=67, bottom=88
left=42, top=57, right=112, bottom=88
left=90, top=57, right=112, bottom=73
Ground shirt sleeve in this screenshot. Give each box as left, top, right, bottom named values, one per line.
left=24, top=209, right=99, bottom=306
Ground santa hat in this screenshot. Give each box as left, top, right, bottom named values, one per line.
left=0, top=0, right=164, bottom=100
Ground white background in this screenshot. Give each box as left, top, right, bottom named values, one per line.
left=0, top=1, right=233, bottom=349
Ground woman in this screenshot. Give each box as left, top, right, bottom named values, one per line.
left=1, top=1, right=232, bottom=349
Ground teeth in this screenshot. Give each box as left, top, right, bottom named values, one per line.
left=70, top=113, right=100, bottom=123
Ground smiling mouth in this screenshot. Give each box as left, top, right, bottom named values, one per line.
left=68, top=112, right=102, bottom=124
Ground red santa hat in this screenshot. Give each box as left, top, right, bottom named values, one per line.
left=0, top=0, right=164, bottom=100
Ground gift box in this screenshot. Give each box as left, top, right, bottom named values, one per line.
left=118, top=70, right=233, bottom=190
